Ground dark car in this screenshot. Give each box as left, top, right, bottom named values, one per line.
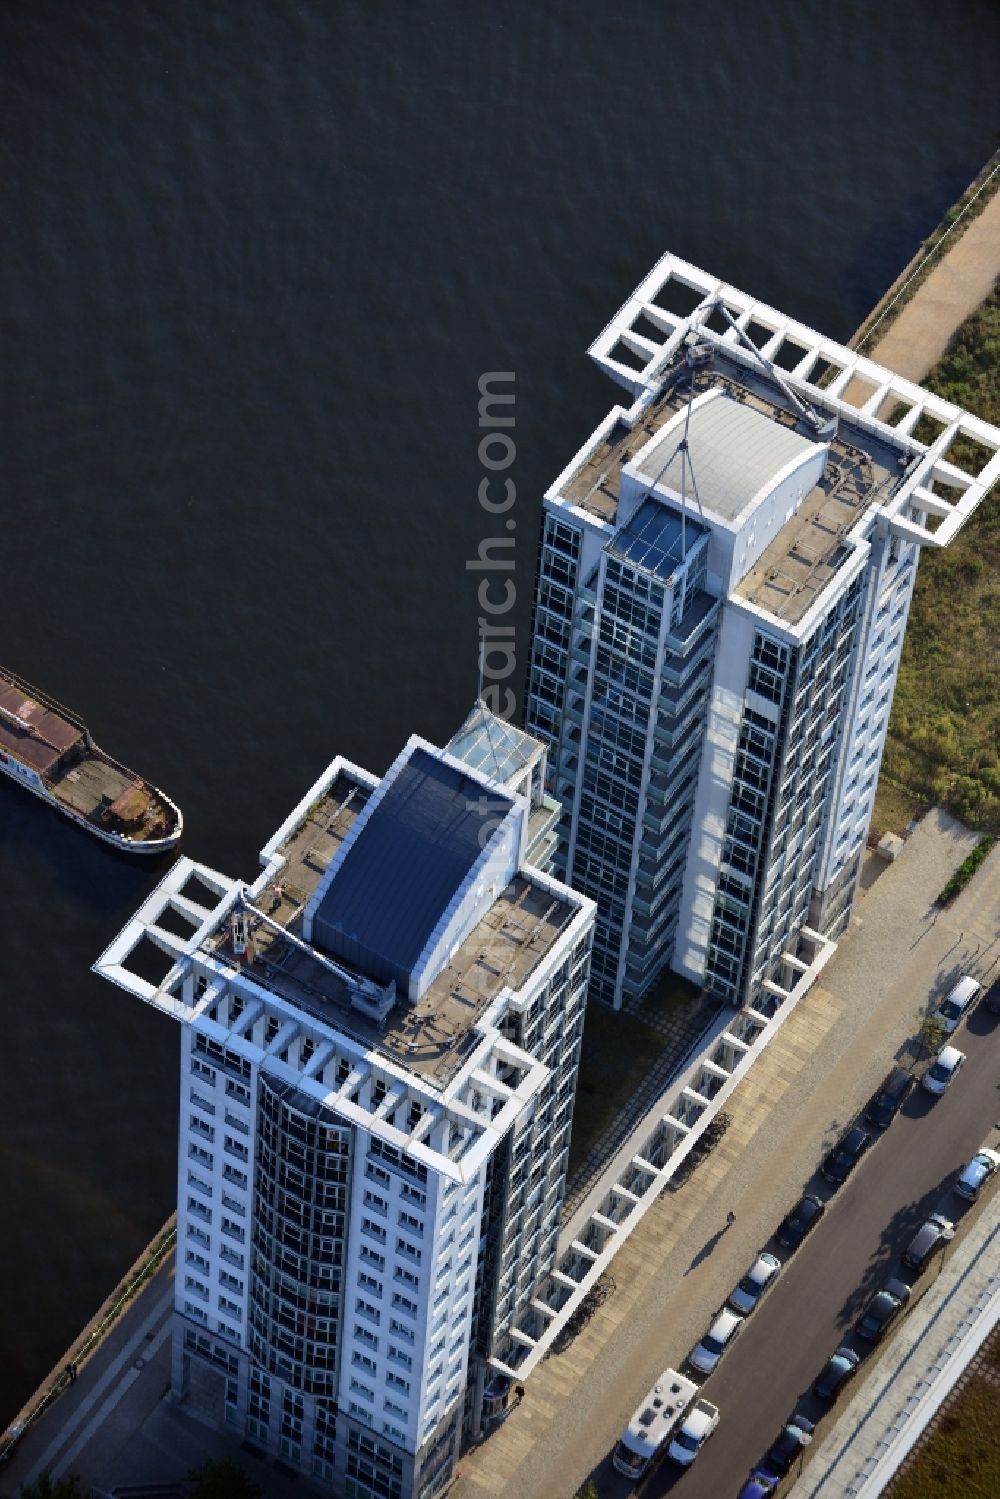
left=855, top=1278, right=911, bottom=1343
left=813, top=1346, right=860, bottom=1401
left=984, top=980, right=1000, bottom=1016
left=821, top=1124, right=872, bottom=1185
left=776, top=1193, right=825, bottom=1250
left=864, top=1067, right=916, bottom=1129
left=902, top=1212, right=955, bottom=1275
left=761, top=1413, right=814, bottom=1478
left=737, top=1474, right=778, bottom=1499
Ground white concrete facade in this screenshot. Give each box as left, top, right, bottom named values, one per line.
left=95, top=732, right=595, bottom=1499
left=525, top=252, right=1000, bottom=1011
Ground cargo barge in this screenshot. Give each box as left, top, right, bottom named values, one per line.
left=0, top=666, right=182, bottom=854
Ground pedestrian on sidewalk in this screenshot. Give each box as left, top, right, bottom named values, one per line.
left=725, top=1211, right=736, bottom=1229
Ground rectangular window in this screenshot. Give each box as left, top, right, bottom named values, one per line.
left=360, top=1245, right=385, bottom=1272
left=223, top=1164, right=247, bottom=1189
left=355, top=1298, right=380, bottom=1325
left=389, top=1317, right=414, bottom=1344
left=357, top=1272, right=382, bottom=1297
left=221, top=1217, right=245, bottom=1243
left=218, top=1295, right=242, bottom=1320
left=395, top=1237, right=422, bottom=1263
left=362, top=1216, right=387, bottom=1243
left=391, top=1293, right=418, bottom=1317
left=224, top=1134, right=249, bottom=1161
left=225, top=1079, right=252, bottom=1105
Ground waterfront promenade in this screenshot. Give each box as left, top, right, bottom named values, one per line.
left=858, top=179, right=1000, bottom=381
left=0, top=1255, right=301, bottom=1498
left=4, top=172, right=999, bottom=1499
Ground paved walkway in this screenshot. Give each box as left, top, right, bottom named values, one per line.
left=791, top=1192, right=1000, bottom=1497
left=0, top=1257, right=301, bottom=1499
left=5, top=824, right=996, bottom=1499
left=863, top=185, right=1000, bottom=382
left=452, top=814, right=1000, bottom=1499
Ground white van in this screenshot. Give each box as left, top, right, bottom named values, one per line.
left=935, top=975, right=981, bottom=1034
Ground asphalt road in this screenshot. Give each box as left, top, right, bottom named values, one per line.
left=607, top=1001, right=1000, bottom=1499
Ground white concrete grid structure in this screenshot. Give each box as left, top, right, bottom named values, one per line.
left=524, top=251, right=1000, bottom=1011
left=95, top=720, right=594, bottom=1499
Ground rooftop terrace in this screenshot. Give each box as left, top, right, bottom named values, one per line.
left=203, top=769, right=576, bottom=1088
left=560, top=349, right=908, bottom=626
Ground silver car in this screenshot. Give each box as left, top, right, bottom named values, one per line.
left=689, top=1308, right=744, bottom=1374
left=955, top=1147, right=1000, bottom=1201
left=728, top=1252, right=781, bottom=1315
left=921, top=1045, right=965, bottom=1096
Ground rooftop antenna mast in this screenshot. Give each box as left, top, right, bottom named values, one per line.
left=696, top=295, right=838, bottom=441
left=641, top=340, right=711, bottom=557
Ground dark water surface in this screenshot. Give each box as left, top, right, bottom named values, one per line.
left=1, top=0, right=998, bottom=1415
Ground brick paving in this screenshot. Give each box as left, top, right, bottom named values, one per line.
left=453, top=815, right=1000, bottom=1499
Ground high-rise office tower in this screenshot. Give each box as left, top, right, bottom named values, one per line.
left=525, top=253, right=999, bottom=1011
left=96, top=719, right=594, bottom=1498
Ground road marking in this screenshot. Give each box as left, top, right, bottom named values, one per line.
left=25, top=1283, right=173, bottom=1485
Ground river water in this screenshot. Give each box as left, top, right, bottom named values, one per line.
left=1, top=0, right=998, bottom=1416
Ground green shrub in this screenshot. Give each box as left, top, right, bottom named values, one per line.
left=937, top=835, right=997, bottom=904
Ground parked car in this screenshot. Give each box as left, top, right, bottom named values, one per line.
left=855, top=1278, right=911, bottom=1343
left=921, top=1045, right=965, bottom=1096
left=737, top=1474, right=778, bottom=1499
left=813, top=1346, right=860, bottom=1401
left=776, top=1193, right=825, bottom=1250
left=666, top=1397, right=720, bottom=1466
left=954, top=1147, right=1000, bottom=1201
left=760, top=1413, right=814, bottom=1478
left=728, top=1252, right=782, bottom=1315
left=935, top=974, right=981, bottom=1034
left=821, top=1124, right=872, bottom=1185
left=902, top=1212, right=955, bottom=1274
left=689, top=1308, right=744, bottom=1374
left=864, top=1066, right=915, bottom=1129
left=983, top=980, right=1000, bottom=1016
